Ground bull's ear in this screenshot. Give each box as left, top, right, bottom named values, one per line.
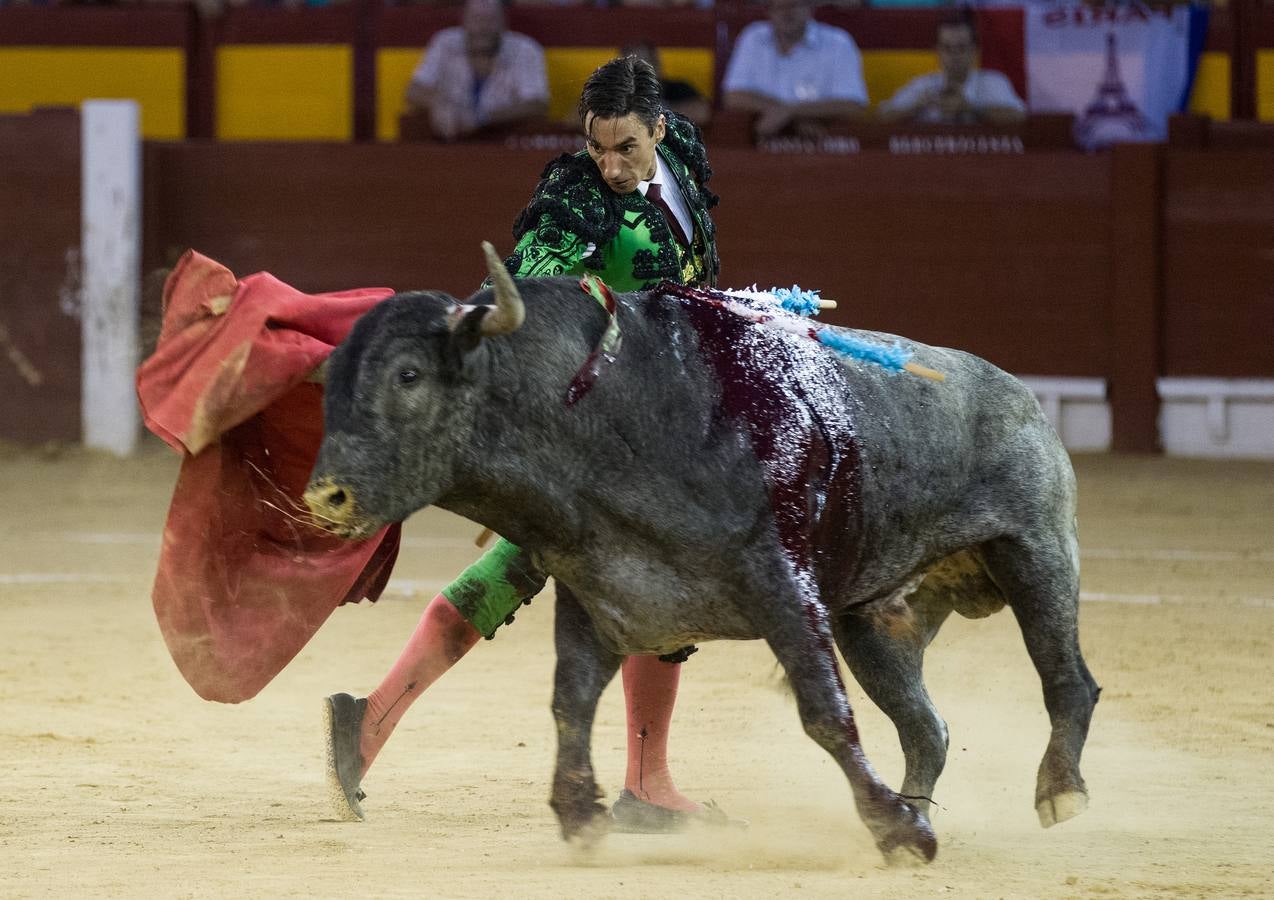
left=443, top=306, right=490, bottom=379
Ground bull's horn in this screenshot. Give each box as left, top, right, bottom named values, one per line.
left=480, top=241, right=525, bottom=335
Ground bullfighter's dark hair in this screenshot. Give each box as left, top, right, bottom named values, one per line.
left=577, top=56, right=664, bottom=134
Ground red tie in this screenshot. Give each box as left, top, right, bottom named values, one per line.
left=646, top=181, right=691, bottom=249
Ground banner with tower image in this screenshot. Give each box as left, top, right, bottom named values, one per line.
left=1024, top=1, right=1209, bottom=150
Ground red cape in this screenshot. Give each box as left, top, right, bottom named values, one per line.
left=137, top=251, right=401, bottom=703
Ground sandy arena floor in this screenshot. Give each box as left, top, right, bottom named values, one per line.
left=0, top=442, right=1271, bottom=899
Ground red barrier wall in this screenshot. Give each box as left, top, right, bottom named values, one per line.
left=4, top=110, right=1272, bottom=449
left=142, top=143, right=1111, bottom=386
left=137, top=137, right=1274, bottom=451
left=1162, top=149, right=1274, bottom=378
left=0, top=110, right=81, bottom=443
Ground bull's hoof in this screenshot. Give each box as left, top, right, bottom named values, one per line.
left=555, top=801, right=612, bottom=849
left=874, top=802, right=937, bottom=866
left=876, top=825, right=938, bottom=866
left=1037, top=789, right=1088, bottom=828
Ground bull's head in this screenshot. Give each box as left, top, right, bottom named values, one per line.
left=302, top=242, right=524, bottom=539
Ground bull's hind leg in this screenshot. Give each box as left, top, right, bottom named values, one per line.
left=833, top=588, right=953, bottom=820
left=749, top=585, right=936, bottom=864
left=983, top=531, right=1100, bottom=828
left=549, top=584, right=622, bottom=844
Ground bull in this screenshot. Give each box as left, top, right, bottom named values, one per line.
left=303, top=244, right=1100, bottom=864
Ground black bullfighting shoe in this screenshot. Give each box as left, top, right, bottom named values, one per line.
left=323, top=692, right=368, bottom=822
left=610, top=789, right=747, bottom=834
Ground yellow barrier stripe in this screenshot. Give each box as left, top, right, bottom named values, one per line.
left=217, top=45, right=352, bottom=141
left=0, top=47, right=184, bottom=139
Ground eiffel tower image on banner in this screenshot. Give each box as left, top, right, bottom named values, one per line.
left=1075, top=31, right=1150, bottom=149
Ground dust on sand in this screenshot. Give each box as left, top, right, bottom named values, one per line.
left=1, top=444, right=1271, bottom=898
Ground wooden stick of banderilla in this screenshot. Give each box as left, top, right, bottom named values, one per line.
left=475, top=527, right=495, bottom=547
left=904, top=361, right=946, bottom=382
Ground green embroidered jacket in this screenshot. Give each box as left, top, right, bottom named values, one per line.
left=504, top=113, right=720, bottom=292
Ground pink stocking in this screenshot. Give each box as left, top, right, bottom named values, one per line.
left=359, top=593, right=481, bottom=777
left=621, top=655, right=699, bottom=812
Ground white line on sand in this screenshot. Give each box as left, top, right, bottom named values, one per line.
left=398, top=537, right=487, bottom=550
left=0, top=573, right=449, bottom=596
left=0, top=574, right=133, bottom=584
left=381, top=579, right=449, bottom=597
left=41, top=533, right=1274, bottom=562
left=1080, top=592, right=1274, bottom=609
left=1, top=574, right=1270, bottom=608
left=40, top=532, right=477, bottom=551
left=16, top=535, right=1273, bottom=607
left=1080, top=548, right=1274, bottom=563
left=44, top=532, right=158, bottom=545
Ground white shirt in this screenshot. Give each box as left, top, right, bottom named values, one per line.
left=638, top=153, right=694, bottom=243
left=410, top=28, right=548, bottom=125
left=878, top=70, right=1026, bottom=122
left=722, top=20, right=869, bottom=105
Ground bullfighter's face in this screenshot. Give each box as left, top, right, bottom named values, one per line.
left=583, top=112, right=666, bottom=196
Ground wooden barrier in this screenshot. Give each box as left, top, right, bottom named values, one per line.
left=1162, top=147, right=1274, bottom=379
left=1108, top=144, right=1162, bottom=452
left=396, top=111, right=1077, bottom=153
left=136, top=137, right=1273, bottom=452
left=1170, top=112, right=1274, bottom=149
left=706, top=148, right=1112, bottom=379
left=2, top=102, right=1270, bottom=448
left=0, top=110, right=81, bottom=443
left=143, top=141, right=544, bottom=295
left=1164, top=114, right=1274, bottom=382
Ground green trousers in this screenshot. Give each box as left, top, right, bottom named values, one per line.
left=440, top=538, right=548, bottom=638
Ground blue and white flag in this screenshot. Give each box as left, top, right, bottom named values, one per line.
left=1025, top=2, right=1210, bottom=149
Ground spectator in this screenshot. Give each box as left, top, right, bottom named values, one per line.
left=721, top=0, right=868, bottom=139
left=621, top=40, right=713, bottom=126
left=877, top=12, right=1026, bottom=125
left=405, top=0, right=549, bottom=142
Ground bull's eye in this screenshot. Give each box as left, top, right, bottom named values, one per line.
left=398, top=369, right=418, bottom=385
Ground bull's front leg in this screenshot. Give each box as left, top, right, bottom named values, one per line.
left=549, top=583, right=623, bottom=845
left=747, top=570, right=938, bottom=865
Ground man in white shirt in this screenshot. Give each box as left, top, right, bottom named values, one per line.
left=405, top=0, right=549, bottom=141
left=877, top=14, right=1026, bottom=125
left=721, top=0, right=869, bottom=139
